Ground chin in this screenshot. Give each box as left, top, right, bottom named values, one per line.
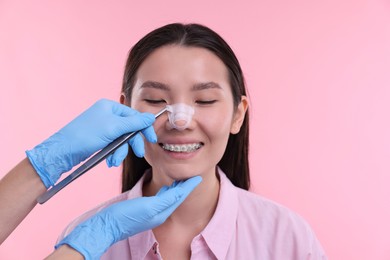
left=154, top=164, right=205, bottom=181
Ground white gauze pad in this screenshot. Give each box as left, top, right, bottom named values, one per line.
left=166, top=103, right=195, bottom=130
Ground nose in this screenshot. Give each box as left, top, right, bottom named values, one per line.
left=166, top=103, right=195, bottom=131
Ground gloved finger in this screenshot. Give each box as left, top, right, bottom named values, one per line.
left=140, top=125, right=157, bottom=143
left=156, top=185, right=170, bottom=196
left=117, top=113, right=155, bottom=135
left=109, top=100, right=140, bottom=117
left=106, top=143, right=129, bottom=167
left=155, top=180, right=180, bottom=196
left=170, top=176, right=202, bottom=201
left=161, top=180, right=179, bottom=191
left=106, top=154, right=114, bottom=168
left=149, top=176, right=203, bottom=219
left=128, top=133, right=145, bottom=158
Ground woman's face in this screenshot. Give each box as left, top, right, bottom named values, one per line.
left=129, top=45, right=247, bottom=182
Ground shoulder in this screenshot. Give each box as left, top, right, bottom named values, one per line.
left=56, top=191, right=132, bottom=242
left=234, top=188, right=326, bottom=258
left=235, top=188, right=303, bottom=223
left=235, top=187, right=314, bottom=234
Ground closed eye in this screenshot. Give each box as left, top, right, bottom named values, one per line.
left=196, top=100, right=217, bottom=105
left=144, top=99, right=167, bottom=104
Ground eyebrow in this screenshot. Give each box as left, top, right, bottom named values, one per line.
left=192, top=82, right=222, bottom=91
left=140, top=81, right=222, bottom=91
left=140, top=81, right=170, bottom=91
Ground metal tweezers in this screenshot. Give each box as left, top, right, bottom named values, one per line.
left=37, top=107, right=167, bottom=204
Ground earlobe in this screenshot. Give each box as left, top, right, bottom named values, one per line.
left=230, top=96, right=248, bottom=134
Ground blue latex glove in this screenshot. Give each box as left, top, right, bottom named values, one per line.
left=55, top=176, right=202, bottom=260
left=26, top=99, right=157, bottom=188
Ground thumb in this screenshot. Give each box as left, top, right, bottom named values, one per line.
left=121, top=113, right=155, bottom=133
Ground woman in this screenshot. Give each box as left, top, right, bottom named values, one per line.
left=57, top=23, right=326, bottom=259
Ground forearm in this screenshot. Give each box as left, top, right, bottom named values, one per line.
left=45, top=245, right=84, bottom=260
left=0, top=158, right=46, bottom=243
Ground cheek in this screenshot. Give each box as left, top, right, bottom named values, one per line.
left=197, top=108, right=234, bottom=139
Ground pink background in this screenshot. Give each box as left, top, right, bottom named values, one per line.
left=1, top=1, right=390, bottom=259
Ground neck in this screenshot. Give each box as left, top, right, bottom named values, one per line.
left=143, top=168, right=220, bottom=228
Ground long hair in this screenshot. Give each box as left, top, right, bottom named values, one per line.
left=121, top=23, right=250, bottom=191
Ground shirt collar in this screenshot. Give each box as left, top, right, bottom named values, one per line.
left=200, top=167, right=238, bottom=259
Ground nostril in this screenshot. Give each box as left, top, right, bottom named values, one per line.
left=174, top=120, right=187, bottom=127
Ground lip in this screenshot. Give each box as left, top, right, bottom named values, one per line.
left=160, top=146, right=201, bottom=160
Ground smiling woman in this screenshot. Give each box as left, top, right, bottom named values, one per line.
left=56, top=23, right=327, bottom=259
left=121, top=24, right=250, bottom=193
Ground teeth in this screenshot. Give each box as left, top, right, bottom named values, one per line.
left=161, top=143, right=202, bottom=152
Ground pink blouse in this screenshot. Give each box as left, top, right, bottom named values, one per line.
left=58, top=169, right=327, bottom=259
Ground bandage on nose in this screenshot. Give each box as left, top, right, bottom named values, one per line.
left=166, top=103, right=195, bottom=130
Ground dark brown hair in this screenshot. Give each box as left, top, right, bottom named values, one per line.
left=121, top=23, right=250, bottom=191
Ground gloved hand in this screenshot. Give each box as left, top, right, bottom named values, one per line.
left=55, top=176, right=202, bottom=260
left=26, top=99, right=157, bottom=188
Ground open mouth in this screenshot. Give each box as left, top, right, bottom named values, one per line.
left=159, top=143, right=204, bottom=153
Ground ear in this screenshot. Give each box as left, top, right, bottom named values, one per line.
left=120, top=93, right=127, bottom=105
left=230, top=96, right=248, bottom=134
